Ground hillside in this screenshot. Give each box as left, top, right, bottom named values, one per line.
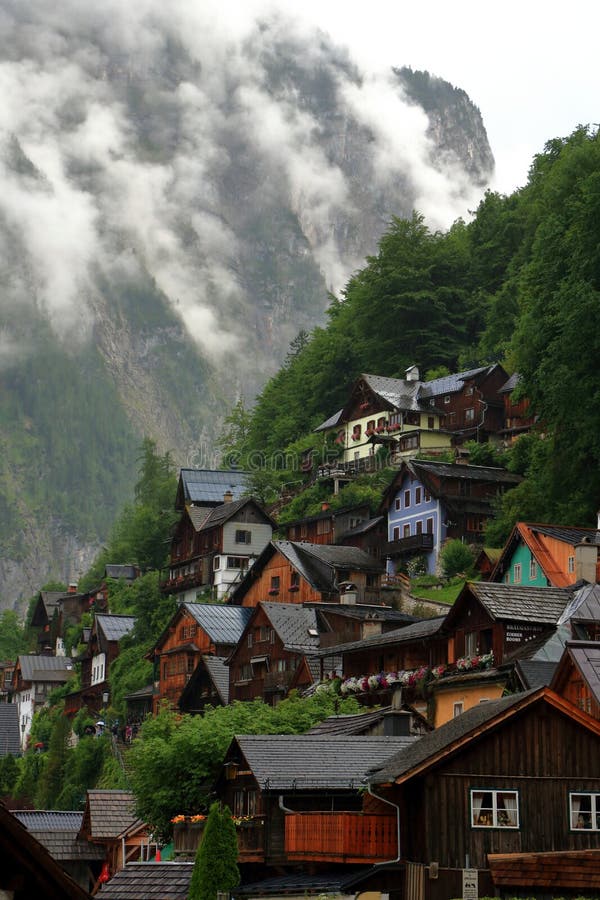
left=0, top=4, right=494, bottom=610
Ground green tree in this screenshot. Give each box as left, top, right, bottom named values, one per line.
left=440, top=539, right=475, bottom=578
left=0, top=610, right=28, bottom=659
left=188, top=802, right=240, bottom=900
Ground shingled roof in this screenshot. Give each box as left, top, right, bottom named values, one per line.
left=184, top=603, right=253, bottom=646
left=0, top=703, right=20, bottom=756
left=176, top=469, right=249, bottom=509
left=231, top=734, right=417, bottom=790
left=95, top=615, right=136, bottom=643
left=17, top=654, right=74, bottom=683
left=13, top=810, right=105, bottom=862
left=189, top=496, right=275, bottom=531
left=97, top=862, right=193, bottom=899
left=260, top=602, right=321, bottom=653
left=80, top=790, right=137, bottom=841
left=314, top=615, right=446, bottom=657
left=453, top=582, right=572, bottom=625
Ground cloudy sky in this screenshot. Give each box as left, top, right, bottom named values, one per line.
left=256, top=0, right=600, bottom=193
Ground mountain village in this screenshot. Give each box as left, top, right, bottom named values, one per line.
left=2, top=364, right=600, bottom=900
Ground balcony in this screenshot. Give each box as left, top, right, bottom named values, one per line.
left=160, top=570, right=203, bottom=594
left=285, top=812, right=397, bottom=863
left=317, top=457, right=381, bottom=480
left=236, top=818, right=265, bottom=862
left=262, top=670, right=295, bottom=693
left=385, top=533, right=434, bottom=557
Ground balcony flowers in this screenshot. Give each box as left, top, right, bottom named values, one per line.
left=232, top=815, right=257, bottom=827
left=170, top=813, right=206, bottom=825
left=456, top=651, right=494, bottom=671
left=190, top=814, right=206, bottom=823
left=170, top=814, right=186, bottom=824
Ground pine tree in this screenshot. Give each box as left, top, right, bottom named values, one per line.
left=188, top=802, right=240, bottom=900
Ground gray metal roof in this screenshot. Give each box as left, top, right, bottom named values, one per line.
left=13, top=811, right=83, bottom=831
left=179, top=469, right=249, bottom=505
left=499, top=372, right=521, bottom=394
left=95, top=615, right=136, bottom=643
left=468, top=583, right=572, bottom=624
left=558, top=641, right=600, bottom=705
left=362, top=373, right=432, bottom=413
left=194, top=497, right=275, bottom=531
left=501, top=625, right=571, bottom=664
left=202, top=655, right=230, bottom=704
left=234, top=734, right=418, bottom=790
left=0, top=704, right=20, bottom=756
left=419, top=365, right=494, bottom=398
left=18, top=655, right=74, bottom=682
left=532, top=524, right=600, bottom=546
left=559, top=582, right=600, bottom=624
left=184, top=603, right=253, bottom=646
left=104, top=565, right=139, bottom=582
left=315, top=616, right=446, bottom=657
left=261, top=603, right=321, bottom=652
left=372, top=689, right=539, bottom=784
left=97, top=862, right=193, bottom=899
left=308, top=707, right=405, bottom=736
left=340, top=515, right=384, bottom=538
left=299, top=542, right=385, bottom=572
left=313, top=408, right=344, bottom=432
left=515, top=659, right=559, bottom=689
left=409, top=458, right=522, bottom=486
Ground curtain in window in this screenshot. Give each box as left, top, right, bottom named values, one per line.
left=471, top=792, right=483, bottom=826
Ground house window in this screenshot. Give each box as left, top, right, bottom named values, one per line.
left=415, top=487, right=422, bottom=504
left=404, top=490, right=411, bottom=508
left=466, top=386, right=474, bottom=396
left=444, top=395, right=451, bottom=404
left=513, top=563, right=522, bottom=583
left=247, top=633, right=253, bottom=647
left=416, top=520, right=423, bottom=535
left=393, top=526, right=400, bottom=541
left=270, top=576, right=280, bottom=593
left=425, top=490, right=431, bottom=502
left=465, top=408, right=475, bottom=423
left=427, top=417, right=435, bottom=430
left=570, top=793, right=600, bottom=830
left=448, top=411, right=456, bottom=424
left=426, top=517, right=434, bottom=534
left=290, top=571, right=300, bottom=591
left=235, top=530, right=252, bottom=544
left=395, top=498, right=401, bottom=511
left=213, top=556, right=221, bottom=571
left=568, top=556, right=575, bottom=574
left=529, top=558, right=538, bottom=580
left=465, top=631, right=478, bottom=656
left=471, top=790, right=519, bottom=828
left=453, top=702, right=464, bottom=717
left=400, top=434, right=419, bottom=451
left=403, top=524, right=410, bottom=538
left=300, top=525, right=307, bottom=538
left=352, top=424, right=361, bottom=440
left=227, top=556, right=249, bottom=570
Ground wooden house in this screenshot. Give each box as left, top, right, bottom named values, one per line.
left=29, top=589, right=72, bottom=653
left=13, top=810, right=105, bottom=893
left=0, top=659, right=15, bottom=702
left=78, top=790, right=155, bottom=889
left=369, top=687, right=600, bottom=899
left=178, top=655, right=230, bottom=713
left=228, top=602, right=321, bottom=704
left=230, top=541, right=384, bottom=607
left=150, top=603, right=252, bottom=713
left=0, top=802, right=91, bottom=900
left=421, top=363, right=508, bottom=443
left=551, top=640, right=600, bottom=719
left=283, top=503, right=370, bottom=545
left=66, top=614, right=136, bottom=718
left=379, top=460, right=521, bottom=576
left=310, top=602, right=418, bottom=653
left=491, top=521, right=600, bottom=587
left=12, top=654, right=74, bottom=749
left=175, top=468, right=249, bottom=510
left=216, top=733, right=417, bottom=870
left=497, top=371, right=537, bottom=444
left=162, top=496, right=275, bottom=602
left=443, top=581, right=572, bottom=666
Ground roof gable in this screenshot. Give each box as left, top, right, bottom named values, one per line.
left=80, top=790, right=137, bottom=840
left=445, top=582, right=572, bottom=630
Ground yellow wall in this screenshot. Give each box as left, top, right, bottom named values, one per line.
left=434, top=681, right=506, bottom=728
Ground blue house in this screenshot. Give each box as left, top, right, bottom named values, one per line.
left=379, top=460, right=521, bottom=575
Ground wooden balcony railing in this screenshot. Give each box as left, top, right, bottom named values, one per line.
left=236, top=819, right=265, bottom=861
left=385, top=533, right=434, bottom=556
left=285, top=812, right=397, bottom=863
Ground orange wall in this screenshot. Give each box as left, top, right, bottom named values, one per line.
left=434, top=681, right=505, bottom=727
left=241, top=552, right=321, bottom=607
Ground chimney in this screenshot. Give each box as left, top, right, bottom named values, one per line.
left=223, top=490, right=233, bottom=504
left=405, top=365, right=420, bottom=382
left=575, top=540, right=598, bottom=583
left=321, top=502, right=330, bottom=512
left=68, top=583, right=78, bottom=593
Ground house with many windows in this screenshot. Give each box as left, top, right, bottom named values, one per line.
left=379, top=460, right=521, bottom=575
left=491, top=522, right=600, bottom=587
left=368, top=687, right=600, bottom=899
left=65, top=614, right=136, bottom=718
left=12, top=655, right=74, bottom=749
left=162, top=496, right=275, bottom=602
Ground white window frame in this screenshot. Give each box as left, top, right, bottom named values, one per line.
left=471, top=789, right=519, bottom=828
left=568, top=555, right=575, bottom=574
left=453, top=702, right=464, bottom=718
left=513, top=562, right=522, bottom=584
left=529, top=557, right=537, bottom=580
left=570, top=792, right=600, bottom=830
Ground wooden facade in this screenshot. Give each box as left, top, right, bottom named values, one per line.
left=427, top=364, right=508, bottom=441
left=551, top=641, right=600, bottom=720
left=284, top=504, right=371, bottom=546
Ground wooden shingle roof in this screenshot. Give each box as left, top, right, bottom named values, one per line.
left=232, top=734, right=417, bottom=790
left=97, top=862, right=193, bottom=898
left=80, top=790, right=137, bottom=841
left=17, top=654, right=74, bottom=682
left=314, top=615, right=445, bottom=657
left=464, top=582, right=572, bottom=624
left=13, top=810, right=105, bottom=862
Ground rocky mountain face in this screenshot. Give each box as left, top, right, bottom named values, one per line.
left=0, top=2, right=493, bottom=612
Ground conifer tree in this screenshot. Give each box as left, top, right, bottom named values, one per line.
left=188, top=802, right=240, bottom=900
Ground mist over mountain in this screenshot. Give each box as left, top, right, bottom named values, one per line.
left=0, top=0, right=493, bottom=609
